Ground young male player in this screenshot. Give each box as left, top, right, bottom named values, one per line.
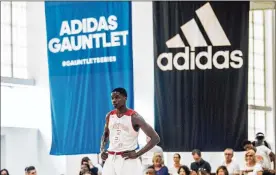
left=100, top=87, right=160, bottom=175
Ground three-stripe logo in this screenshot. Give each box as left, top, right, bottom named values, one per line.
left=157, top=3, right=244, bottom=71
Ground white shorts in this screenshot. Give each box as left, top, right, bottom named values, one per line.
left=102, top=154, right=142, bottom=175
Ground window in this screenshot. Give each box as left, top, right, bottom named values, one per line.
left=248, top=9, right=275, bottom=141
left=1, top=2, right=28, bottom=79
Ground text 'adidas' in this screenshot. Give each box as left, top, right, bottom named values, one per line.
left=157, top=46, right=243, bottom=71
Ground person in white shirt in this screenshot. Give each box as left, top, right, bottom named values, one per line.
left=242, top=149, right=263, bottom=175
left=100, top=88, right=160, bottom=175
left=243, top=140, right=276, bottom=174
left=169, top=153, right=182, bottom=175
left=222, top=148, right=240, bottom=175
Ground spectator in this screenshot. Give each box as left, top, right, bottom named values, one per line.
left=80, top=164, right=92, bottom=175
left=216, top=166, right=229, bottom=175
left=190, top=149, right=211, bottom=174
left=178, top=165, right=190, bottom=175
left=25, top=166, right=37, bottom=175
left=169, top=153, right=183, bottom=175
left=81, top=157, right=98, bottom=175
left=141, top=136, right=164, bottom=170
left=252, top=132, right=272, bottom=150
left=145, top=166, right=156, bottom=175
left=152, top=154, right=169, bottom=175
left=242, top=149, right=263, bottom=175
left=198, top=170, right=208, bottom=175
left=0, top=169, right=9, bottom=175
left=242, top=140, right=275, bottom=174
left=83, top=172, right=92, bottom=175
left=222, top=148, right=240, bottom=175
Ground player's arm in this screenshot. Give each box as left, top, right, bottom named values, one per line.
left=132, top=113, right=160, bottom=157
left=100, top=114, right=110, bottom=160
left=269, top=152, right=275, bottom=170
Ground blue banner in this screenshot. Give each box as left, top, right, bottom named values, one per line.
left=45, top=2, right=133, bottom=155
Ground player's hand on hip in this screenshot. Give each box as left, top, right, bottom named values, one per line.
left=122, top=150, right=138, bottom=160
left=101, top=151, right=108, bottom=160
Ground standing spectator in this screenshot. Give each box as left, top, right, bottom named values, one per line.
left=190, top=149, right=211, bottom=174
left=169, top=153, right=183, bottom=175
left=222, top=148, right=240, bottom=175
left=0, top=169, right=9, bottom=175
left=252, top=133, right=272, bottom=150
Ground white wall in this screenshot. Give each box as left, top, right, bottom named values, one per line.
left=1, top=127, right=39, bottom=175
left=1, top=135, right=6, bottom=169
left=1, top=2, right=275, bottom=175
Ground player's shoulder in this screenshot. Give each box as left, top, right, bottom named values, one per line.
left=125, top=108, right=137, bottom=116
left=107, top=110, right=116, bottom=116
left=105, top=110, right=116, bottom=121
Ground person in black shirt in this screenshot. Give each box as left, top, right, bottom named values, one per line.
left=190, top=149, right=211, bottom=174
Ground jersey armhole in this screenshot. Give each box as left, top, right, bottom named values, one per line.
left=130, top=111, right=139, bottom=133
left=106, top=112, right=112, bottom=128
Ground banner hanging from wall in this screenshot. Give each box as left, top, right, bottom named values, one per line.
left=153, top=2, right=249, bottom=151
left=45, top=2, right=133, bottom=155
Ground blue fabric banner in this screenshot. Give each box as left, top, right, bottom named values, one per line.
left=44, top=2, right=133, bottom=155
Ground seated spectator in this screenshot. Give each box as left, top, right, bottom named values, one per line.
left=178, top=165, right=190, bottom=175
left=169, top=153, right=183, bottom=175
left=242, top=140, right=257, bottom=152
left=145, top=166, right=156, bottom=175
left=197, top=169, right=209, bottom=175
left=0, top=169, right=9, bottom=175
left=141, top=136, right=164, bottom=170
left=190, top=149, right=211, bottom=174
left=83, top=172, right=92, bottom=175
left=242, top=149, right=263, bottom=175
left=25, top=166, right=37, bottom=175
left=198, top=170, right=209, bottom=175
left=152, top=154, right=169, bottom=175
left=222, top=148, right=240, bottom=175
left=243, top=140, right=275, bottom=174
left=216, top=166, right=229, bottom=175
left=80, top=164, right=93, bottom=175
left=81, top=156, right=98, bottom=175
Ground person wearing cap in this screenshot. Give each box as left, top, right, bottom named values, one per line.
left=190, top=149, right=211, bottom=174
left=252, top=132, right=271, bottom=150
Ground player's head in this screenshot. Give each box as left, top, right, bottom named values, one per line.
left=111, top=87, right=127, bottom=109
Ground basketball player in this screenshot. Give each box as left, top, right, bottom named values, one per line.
left=100, top=87, right=160, bottom=175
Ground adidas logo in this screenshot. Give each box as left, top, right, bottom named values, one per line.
left=157, top=3, right=243, bottom=71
